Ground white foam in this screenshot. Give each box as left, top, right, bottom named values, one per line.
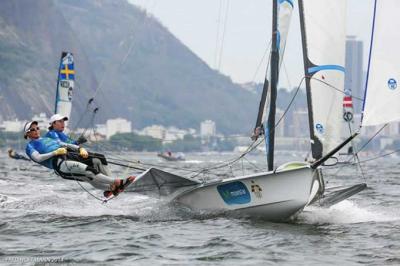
left=184, top=160, right=203, bottom=164
left=298, top=200, right=400, bottom=224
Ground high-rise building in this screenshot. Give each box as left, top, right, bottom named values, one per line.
left=292, top=109, right=309, bottom=138
left=345, top=36, right=364, bottom=115
left=200, top=120, right=216, bottom=137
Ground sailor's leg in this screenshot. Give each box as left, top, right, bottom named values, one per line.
left=87, top=173, right=119, bottom=191
left=58, top=160, right=93, bottom=182
left=92, top=158, right=111, bottom=176
left=58, top=160, right=116, bottom=191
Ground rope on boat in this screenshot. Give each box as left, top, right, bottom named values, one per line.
left=55, top=162, right=106, bottom=204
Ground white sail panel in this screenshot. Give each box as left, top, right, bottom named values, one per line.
left=301, top=0, right=346, bottom=157
left=260, top=0, right=294, bottom=123
left=362, top=0, right=400, bottom=126
left=55, top=52, right=75, bottom=119
left=277, top=0, right=294, bottom=68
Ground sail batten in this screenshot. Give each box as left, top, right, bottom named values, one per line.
left=308, top=65, right=345, bottom=74
left=362, top=0, right=400, bottom=127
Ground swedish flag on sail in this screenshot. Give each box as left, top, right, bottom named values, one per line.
left=59, top=53, right=75, bottom=80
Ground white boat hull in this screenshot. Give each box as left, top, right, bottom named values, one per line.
left=174, top=166, right=319, bottom=221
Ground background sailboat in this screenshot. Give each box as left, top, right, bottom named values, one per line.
left=362, top=0, right=400, bottom=128
left=55, top=52, right=75, bottom=120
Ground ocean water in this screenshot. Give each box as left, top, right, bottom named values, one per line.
left=0, top=151, right=399, bottom=265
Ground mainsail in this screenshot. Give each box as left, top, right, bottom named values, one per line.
left=362, top=0, right=400, bottom=126
left=55, top=52, right=75, bottom=119
left=299, top=0, right=346, bottom=160
left=253, top=0, right=294, bottom=170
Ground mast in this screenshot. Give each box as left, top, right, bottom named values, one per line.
left=266, top=0, right=279, bottom=171
left=298, top=0, right=322, bottom=160
left=253, top=0, right=293, bottom=170
left=54, top=52, right=65, bottom=114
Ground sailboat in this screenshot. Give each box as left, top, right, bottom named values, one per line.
left=127, top=0, right=370, bottom=221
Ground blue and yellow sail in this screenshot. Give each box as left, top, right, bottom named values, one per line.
left=55, top=52, right=75, bottom=119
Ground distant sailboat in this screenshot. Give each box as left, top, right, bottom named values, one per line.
left=361, top=0, right=400, bottom=128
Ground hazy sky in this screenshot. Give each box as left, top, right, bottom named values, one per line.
left=128, top=0, right=374, bottom=87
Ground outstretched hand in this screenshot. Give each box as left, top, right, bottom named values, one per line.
left=79, top=147, right=89, bottom=159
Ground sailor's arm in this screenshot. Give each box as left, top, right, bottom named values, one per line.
left=59, top=141, right=80, bottom=151
left=57, top=141, right=89, bottom=158
left=29, top=148, right=67, bottom=163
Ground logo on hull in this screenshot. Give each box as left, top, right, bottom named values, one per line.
left=217, top=181, right=251, bottom=205
left=250, top=180, right=263, bottom=199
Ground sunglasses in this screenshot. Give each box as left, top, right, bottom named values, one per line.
left=27, top=127, right=40, bottom=133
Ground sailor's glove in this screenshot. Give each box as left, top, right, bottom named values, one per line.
left=79, top=147, right=89, bottom=159
left=54, top=148, right=67, bottom=156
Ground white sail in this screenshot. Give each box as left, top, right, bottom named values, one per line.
left=276, top=0, right=294, bottom=69
left=299, top=0, right=346, bottom=159
left=55, top=52, right=75, bottom=119
left=362, top=0, right=400, bottom=126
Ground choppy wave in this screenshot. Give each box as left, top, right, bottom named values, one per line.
left=1, top=152, right=400, bottom=265
left=299, top=200, right=400, bottom=224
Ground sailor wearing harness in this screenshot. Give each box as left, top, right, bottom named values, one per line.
left=45, top=114, right=110, bottom=177
left=24, top=120, right=130, bottom=196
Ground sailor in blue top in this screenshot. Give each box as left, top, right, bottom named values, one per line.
left=45, top=114, right=111, bottom=177
left=45, top=114, right=81, bottom=146
left=24, top=120, right=130, bottom=197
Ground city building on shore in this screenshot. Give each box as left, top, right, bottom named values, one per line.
left=200, top=120, right=216, bottom=138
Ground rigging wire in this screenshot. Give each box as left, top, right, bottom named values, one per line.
left=57, top=160, right=106, bottom=203
left=91, top=4, right=156, bottom=101
left=282, top=61, right=293, bottom=90
left=216, top=0, right=231, bottom=71
left=214, top=0, right=224, bottom=69
left=309, top=76, right=364, bottom=102
left=250, top=39, right=272, bottom=84
left=65, top=2, right=160, bottom=144
left=329, top=124, right=388, bottom=174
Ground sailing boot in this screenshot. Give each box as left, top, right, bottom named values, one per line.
left=115, top=176, right=136, bottom=194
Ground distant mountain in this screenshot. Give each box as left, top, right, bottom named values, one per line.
left=0, top=0, right=261, bottom=134
left=0, top=0, right=97, bottom=123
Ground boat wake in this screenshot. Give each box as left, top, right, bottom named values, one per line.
left=297, top=200, right=400, bottom=224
